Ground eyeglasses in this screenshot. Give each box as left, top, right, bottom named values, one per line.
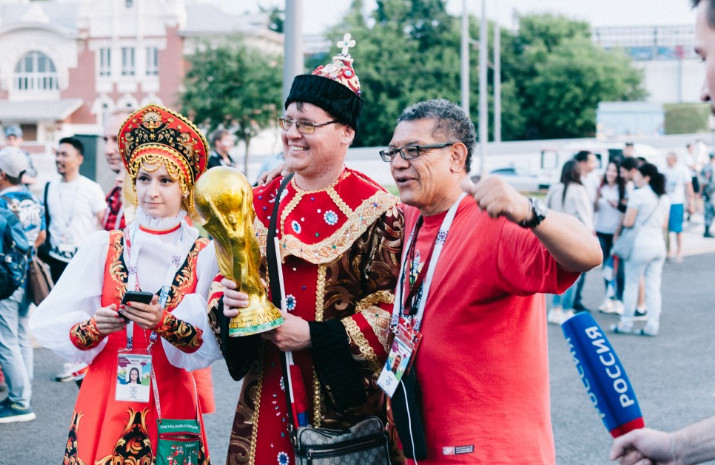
left=278, top=117, right=338, bottom=134
left=379, top=142, right=456, bottom=162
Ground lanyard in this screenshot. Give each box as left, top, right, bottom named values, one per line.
left=123, top=221, right=189, bottom=350
left=391, top=193, right=466, bottom=333
left=402, top=216, right=437, bottom=315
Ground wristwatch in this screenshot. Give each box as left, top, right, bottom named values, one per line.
left=519, top=197, right=547, bottom=228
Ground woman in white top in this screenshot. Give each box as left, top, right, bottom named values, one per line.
left=594, top=161, right=626, bottom=312
left=29, top=105, right=221, bottom=464
left=545, top=160, right=594, bottom=324
left=610, top=163, right=670, bottom=336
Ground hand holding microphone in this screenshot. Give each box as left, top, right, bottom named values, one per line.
left=561, top=312, right=644, bottom=438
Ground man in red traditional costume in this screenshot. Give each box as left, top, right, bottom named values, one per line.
left=209, top=35, right=404, bottom=465
left=381, top=99, right=602, bottom=464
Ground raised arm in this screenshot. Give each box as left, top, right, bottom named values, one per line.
left=462, top=176, right=602, bottom=272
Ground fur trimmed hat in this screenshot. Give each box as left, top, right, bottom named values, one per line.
left=285, top=33, right=362, bottom=130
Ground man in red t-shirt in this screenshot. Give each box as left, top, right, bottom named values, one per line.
left=381, top=99, right=602, bottom=464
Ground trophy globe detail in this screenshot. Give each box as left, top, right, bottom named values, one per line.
left=194, top=166, right=284, bottom=336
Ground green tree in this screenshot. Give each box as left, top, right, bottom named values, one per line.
left=522, top=35, right=645, bottom=138
left=180, top=36, right=282, bottom=174
left=326, top=0, right=466, bottom=147
left=261, top=6, right=284, bottom=33
left=325, top=1, right=646, bottom=145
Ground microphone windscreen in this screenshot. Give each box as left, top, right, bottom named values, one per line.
left=561, top=312, right=644, bottom=437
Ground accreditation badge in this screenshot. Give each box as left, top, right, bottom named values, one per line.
left=116, top=352, right=151, bottom=403
left=377, top=319, right=422, bottom=397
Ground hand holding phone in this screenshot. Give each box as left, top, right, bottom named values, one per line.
left=120, top=291, right=155, bottom=322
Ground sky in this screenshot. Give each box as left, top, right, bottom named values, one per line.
left=214, top=0, right=698, bottom=35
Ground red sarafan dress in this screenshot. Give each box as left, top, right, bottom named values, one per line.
left=30, top=211, right=221, bottom=465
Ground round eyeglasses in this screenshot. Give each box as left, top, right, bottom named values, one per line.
left=378, top=142, right=456, bottom=162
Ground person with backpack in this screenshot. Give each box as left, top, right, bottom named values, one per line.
left=0, top=146, right=45, bottom=423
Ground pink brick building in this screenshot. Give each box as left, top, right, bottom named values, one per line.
left=0, top=0, right=282, bottom=153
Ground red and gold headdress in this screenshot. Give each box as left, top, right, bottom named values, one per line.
left=118, top=105, right=209, bottom=199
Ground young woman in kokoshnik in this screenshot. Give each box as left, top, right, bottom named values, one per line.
left=30, top=105, right=221, bottom=465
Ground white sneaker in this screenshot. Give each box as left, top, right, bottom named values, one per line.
left=611, top=300, right=624, bottom=315
left=54, top=362, right=87, bottom=383
left=547, top=308, right=564, bottom=325
left=598, top=299, right=613, bottom=312
left=561, top=309, right=575, bottom=323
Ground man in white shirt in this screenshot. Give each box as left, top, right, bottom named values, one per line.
left=662, top=151, right=695, bottom=262
left=40, top=137, right=107, bottom=283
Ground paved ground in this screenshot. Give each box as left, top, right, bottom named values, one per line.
left=2, top=217, right=715, bottom=465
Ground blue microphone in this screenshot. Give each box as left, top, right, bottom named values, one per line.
left=561, top=312, right=644, bottom=437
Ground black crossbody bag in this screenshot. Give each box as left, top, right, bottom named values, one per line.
left=266, top=174, right=391, bottom=465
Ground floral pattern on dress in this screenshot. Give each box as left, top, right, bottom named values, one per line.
left=285, top=294, right=296, bottom=312
left=323, top=210, right=338, bottom=226
left=291, top=221, right=301, bottom=234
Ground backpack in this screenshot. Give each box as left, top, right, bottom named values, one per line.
left=0, top=207, right=30, bottom=300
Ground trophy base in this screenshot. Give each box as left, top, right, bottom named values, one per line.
left=228, top=316, right=285, bottom=337
left=228, top=296, right=285, bottom=337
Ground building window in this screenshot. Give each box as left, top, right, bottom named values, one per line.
left=99, top=47, right=111, bottom=77
left=13, top=51, right=58, bottom=92
left=121, top=47, right=135, bottom=76
left=146, top=46, right=158, bottom=76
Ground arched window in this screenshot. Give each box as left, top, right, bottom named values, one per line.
left=14, top=51, right=59, bottom=92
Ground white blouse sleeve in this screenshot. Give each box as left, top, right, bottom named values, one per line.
left=29, top=231, right=110, bottom=364
left=161, top=240, right=223, bottom=371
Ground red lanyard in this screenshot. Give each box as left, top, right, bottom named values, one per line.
left=402, top=216, right=437, bottom=316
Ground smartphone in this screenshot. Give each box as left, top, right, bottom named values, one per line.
left=119, top=291, right=154, bottom=322
left=121, top=290, right=155, bottom=306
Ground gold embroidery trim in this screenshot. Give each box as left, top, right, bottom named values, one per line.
left=342, top=317, right=382, bottom=374
left=255, top=191, right=399, bottom=265
left=327, top=186, right=353, bottom=218
left=278, top=190, right=305, bottom=241
left=249, top=346, right=264, bottom=465
left=313, top=264, right=327, bottom=427
left=354, top=290, right=394, bottom=314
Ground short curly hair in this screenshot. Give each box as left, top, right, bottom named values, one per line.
left=397, top=99, right=477, bottom=173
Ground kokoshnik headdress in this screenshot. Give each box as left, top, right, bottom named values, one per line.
left=285, top=33, right=363, bottom=130
left=118, top=104, right=209, bottom=204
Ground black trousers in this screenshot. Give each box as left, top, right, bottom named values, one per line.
left=41, top=254, right=69, bottom=284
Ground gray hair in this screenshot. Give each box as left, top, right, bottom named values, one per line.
left=397, top=99, right=476, bottom=172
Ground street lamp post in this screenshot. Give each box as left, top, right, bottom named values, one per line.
left=283, top=0, right=303, bottom=105
left=479, top=0, right=488, bottom=176
left=461, top=0, right=469, bottom=118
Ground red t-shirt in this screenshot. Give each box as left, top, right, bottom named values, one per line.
left=401, top=196, right=578, bottom=465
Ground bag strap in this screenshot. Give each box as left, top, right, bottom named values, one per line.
left=265, top=174, right=298, bottom=429
left=42, top=182, right=51, bottom=248
left=631, top=197, right=661, bottom=234
left=151, top=367, right=200, bottom=423
left=43, top=182, right=50, bottom=228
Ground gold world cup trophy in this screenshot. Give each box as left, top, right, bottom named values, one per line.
left=194, top=166, right=284, bottom=336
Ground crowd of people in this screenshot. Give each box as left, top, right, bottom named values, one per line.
left=1, top=0, right=715, bottom=464
left=540, top=140, right=712, bottom=339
